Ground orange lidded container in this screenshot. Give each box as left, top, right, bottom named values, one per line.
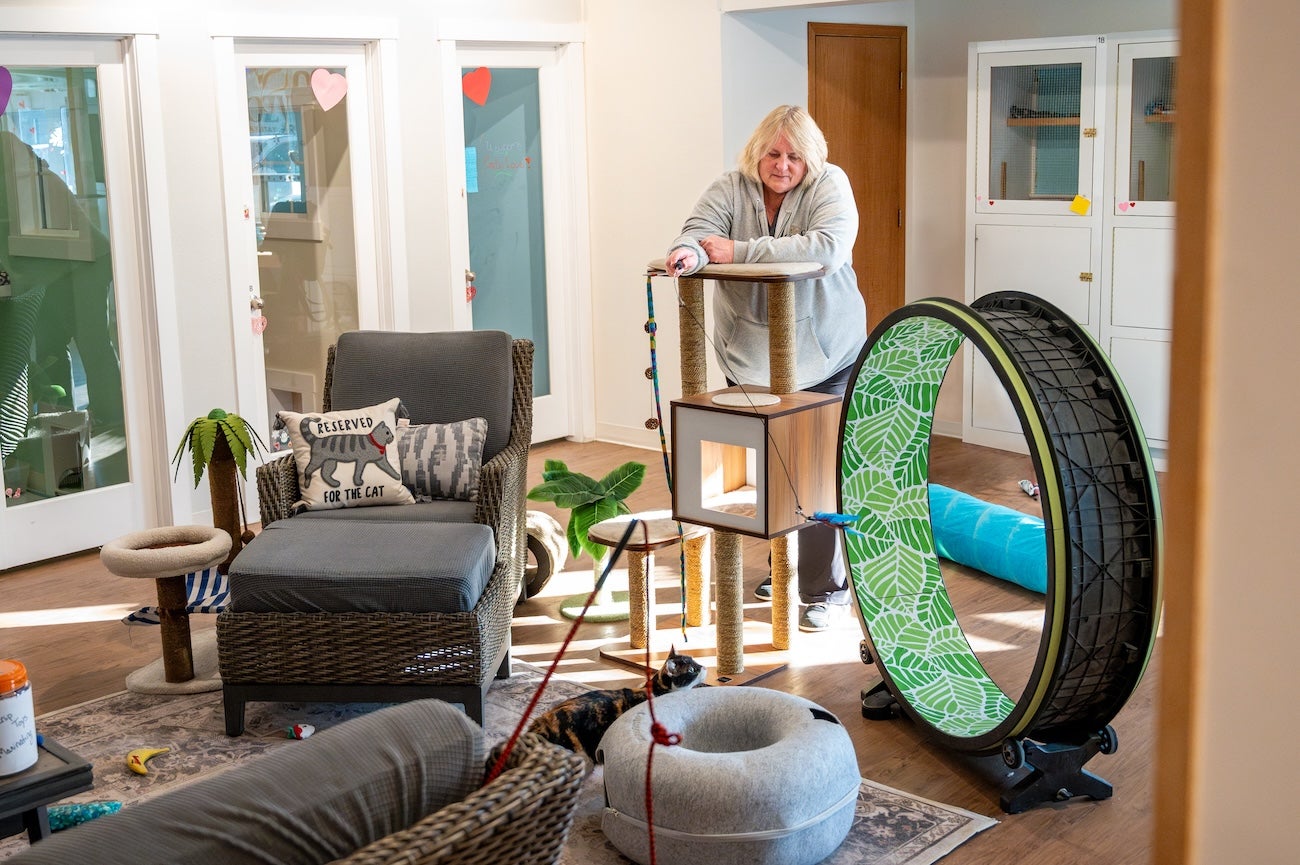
left=0, top=659, right=38, bottom=775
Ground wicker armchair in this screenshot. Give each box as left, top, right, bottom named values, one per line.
left=217, top=332, right=533, bottom=733
left=337, top=734, right=590, bottom=865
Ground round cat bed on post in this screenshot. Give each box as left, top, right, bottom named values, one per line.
left=100, top=525, right=231, bottom=694
left=598, top=688, right=858, bottom=865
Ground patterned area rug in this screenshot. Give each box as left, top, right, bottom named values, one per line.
left=1, top=666, right=995, bottom=863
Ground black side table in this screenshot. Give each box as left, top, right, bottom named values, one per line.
left=0, top=739, right=94, bottom=843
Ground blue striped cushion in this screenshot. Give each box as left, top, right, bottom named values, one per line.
left=122, top=567, right=230, bottom=625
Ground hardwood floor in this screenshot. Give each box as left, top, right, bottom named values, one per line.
left=0, top=435, right=1160, bottom=864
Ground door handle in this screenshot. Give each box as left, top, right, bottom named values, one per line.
left=250, top=296, right=265, bottom=310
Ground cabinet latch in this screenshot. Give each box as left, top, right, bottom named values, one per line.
left=1079, top=272, right=1094, bottom=282
left=1083, top=128, right=1097, bottom=138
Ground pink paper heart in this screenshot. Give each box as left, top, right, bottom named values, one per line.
left=976, top=195, right=985, bottom=203
left=1118, top=201, right=1130, bottom=212
left=251, top=315, right=268, bottom=335
left=0, top=67, right=12, bottom=118
left=311, top=68, right=347, bottom=112
left=462, top=67, right=491, bottom=106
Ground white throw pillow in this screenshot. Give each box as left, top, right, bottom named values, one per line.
left=278, top=397, right=416, bottom=511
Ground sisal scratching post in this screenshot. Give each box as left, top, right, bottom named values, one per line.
left=678, top=274, right=716, bottom=635
left=678, top=276, right=707, bottom=398
left=767, top=281, right=797, bottom=395
left=628, top=550, right=651, bottom=649
left=770, top=532, right=797, bottom=650
left=684, top=533, right=711, bottom=627
left=767, top=280, right=799, bottom=640
left=714, top=530, right=744, bottom=675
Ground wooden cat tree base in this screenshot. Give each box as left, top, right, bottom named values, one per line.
left=589, top=511, right=788, bottom=687
left=599, top=624, right=787, bottom=687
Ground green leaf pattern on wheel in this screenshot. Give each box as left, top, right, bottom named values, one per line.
left=842, top=316, right=1015, bottom=737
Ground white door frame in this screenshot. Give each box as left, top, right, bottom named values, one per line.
left=438, top=25, right=595, bottom=444
left=0, top=30, right=173, bottom=568
left=213, top=33, right=407, bottom=514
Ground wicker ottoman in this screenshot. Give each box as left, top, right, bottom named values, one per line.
left=218, top=517, right=500, bottom=735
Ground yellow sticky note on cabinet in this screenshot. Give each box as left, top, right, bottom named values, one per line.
left=1070, top=195, right=1091, bottom=215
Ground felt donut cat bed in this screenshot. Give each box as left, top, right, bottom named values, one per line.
left=598, top=688, right=858, bottom=865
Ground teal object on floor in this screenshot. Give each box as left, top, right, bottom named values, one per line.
left=48, top=801, right=122, bottom=831
left=929, top=483, right=1046, bottom=594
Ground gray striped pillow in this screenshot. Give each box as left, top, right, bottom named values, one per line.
left=394, top=417, right=488, bottom=502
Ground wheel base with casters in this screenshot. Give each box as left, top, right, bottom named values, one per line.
left=860, top=681, right=903, bottom=721
left=999, top=733, right=1114, bottom=814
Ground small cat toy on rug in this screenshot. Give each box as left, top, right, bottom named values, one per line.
left=527, top=647, right=705, bottom=761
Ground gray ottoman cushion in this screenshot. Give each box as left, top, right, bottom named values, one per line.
left=230, top=519, right=496, bottom=613
left=8, top=700, right=485, bottom=865
left=598, top=688, right=858, bottom=865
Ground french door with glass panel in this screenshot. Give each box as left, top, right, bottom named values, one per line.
left=216, top=42, right=383, bottom=461
left=447, top=45, right=587, bottom=444
left=0, top=38, right=161, bottom=568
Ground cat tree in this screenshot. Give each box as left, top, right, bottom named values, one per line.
left=632, top=260, right=834, bottom=678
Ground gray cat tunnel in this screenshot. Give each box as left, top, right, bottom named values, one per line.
left=838, top=291, right=1162, bottom=811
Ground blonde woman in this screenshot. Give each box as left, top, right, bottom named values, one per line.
left=664, top=105, right=866, bottom=631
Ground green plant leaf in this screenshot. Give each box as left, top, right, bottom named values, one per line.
left=573, top=498, right=623, bottom=561
left=565, top=512, right=583, bottom=559
left=527, top=474, right=603, bottom=507
left=220, top=421, right=248, bottom=479
left=541, top=458, right=571, bottom=482
left=598, top=461, right=646, bottom=502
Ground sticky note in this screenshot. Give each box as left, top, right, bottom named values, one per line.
left=465, top=147, right=478, bottom=194
left=1069, top=194, right=1090, bottom=216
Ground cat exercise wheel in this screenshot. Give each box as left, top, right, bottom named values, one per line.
left=839, top=292, right=1162, bottom=813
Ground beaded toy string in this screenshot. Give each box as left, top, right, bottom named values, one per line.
left=644, top=274, right=689, bottom=635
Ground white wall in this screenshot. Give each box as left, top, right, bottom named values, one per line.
left=583, top=0, right=724, bottom=448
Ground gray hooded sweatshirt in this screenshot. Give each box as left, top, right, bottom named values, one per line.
left=668, top=164, right=866, bottom=390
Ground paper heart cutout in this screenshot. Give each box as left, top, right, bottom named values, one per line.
left=251, top=315, right=269, bottom=335
left=311, top=68, right=347, bottom=112
left=976, top=195, right=985, bottom=203
left=0, top=67, right=12, bottom=119
left=1118, top=201, right=1130, bottom=212
left=462, top=67, right=491, bottom=106
left=989, top=200, right=996, bottom=206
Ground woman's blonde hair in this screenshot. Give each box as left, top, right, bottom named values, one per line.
left=737, top=105, right=829, bottom=184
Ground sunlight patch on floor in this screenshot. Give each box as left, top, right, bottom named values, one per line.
left=0, top=603, right=140, bottom=628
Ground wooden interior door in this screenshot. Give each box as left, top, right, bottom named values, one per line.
left=809, top=23, right=907, bottom=332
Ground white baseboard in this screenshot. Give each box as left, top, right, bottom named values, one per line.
left=932, top=419, right=962, bottom=440
left=593, top=422, right=663, bottom=452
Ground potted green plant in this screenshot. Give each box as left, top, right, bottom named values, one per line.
left=527, top=458, right=645, bottom=617
left=171, top=408, right=267, bottom=572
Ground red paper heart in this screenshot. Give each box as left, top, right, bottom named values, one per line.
left=0, top=67, right=11, bottom=119
left=462, top=67, right=491, bottom=106
left=311, top=68, right=348, bottom=112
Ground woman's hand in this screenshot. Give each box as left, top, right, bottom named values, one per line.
left=666, top=248, right=698, bottom=275
left=701, top=235, right=735, bottom=264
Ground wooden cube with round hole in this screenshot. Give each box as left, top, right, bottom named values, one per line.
left=671, top=386, right=841, bottom=539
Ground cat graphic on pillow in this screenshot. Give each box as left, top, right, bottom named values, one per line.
left=299, top=416, right=401, bottom=488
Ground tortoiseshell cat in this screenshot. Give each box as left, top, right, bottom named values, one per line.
left=527, top=647, right=705, bottom=760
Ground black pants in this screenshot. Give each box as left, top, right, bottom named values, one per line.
left=731, top=361, right=857, bottom=605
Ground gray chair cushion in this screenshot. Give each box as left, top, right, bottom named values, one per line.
left=230, top=519, right=496, bottom=613
left=294, top=499, right=477, bottom=523
left=8, top=700, right=485, bottom=865
left=329, top=330, right=514, bottom=462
